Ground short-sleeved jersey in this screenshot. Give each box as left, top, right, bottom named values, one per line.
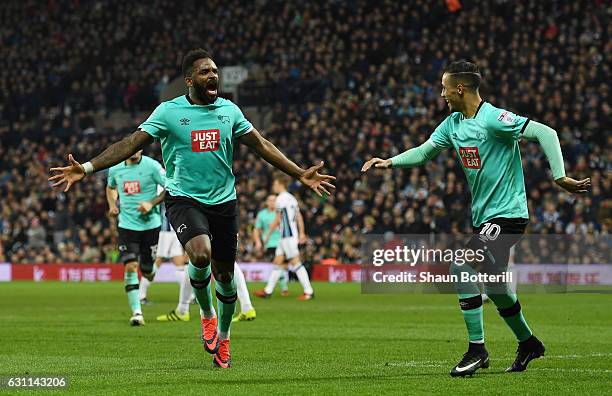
left=275, top=191, right=299, bottom=239
left=138, top=95, right=253, bottom=206
left=255, top=208, right=280, bottom=248
left=107, top=156, right=166, bottom=231
left=429, top=101, right=530, bottom=227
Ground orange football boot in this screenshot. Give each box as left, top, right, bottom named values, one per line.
left=213, top=339, right=232, bottom=369
left=201, top=316, right=220, bottom=354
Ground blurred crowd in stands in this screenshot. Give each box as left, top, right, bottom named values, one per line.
left=1, top=0, right=609, bottom=265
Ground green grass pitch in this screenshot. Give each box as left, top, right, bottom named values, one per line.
left=1, top=282, right=611, bottom=395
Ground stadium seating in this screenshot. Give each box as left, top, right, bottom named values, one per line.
left=0, top=0, right=609, bottom=265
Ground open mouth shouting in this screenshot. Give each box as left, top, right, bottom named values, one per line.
left=206, top=79, right=218, bottom=97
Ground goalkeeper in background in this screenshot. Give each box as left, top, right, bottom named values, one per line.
left=362, top=60, right=590, bottom=377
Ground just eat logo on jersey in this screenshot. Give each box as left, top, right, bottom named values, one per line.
left=191, top=129, right=220, bottom=152
left=459, top=147, right=481, bottom=169
left=123, top=181, right=141, bottom=194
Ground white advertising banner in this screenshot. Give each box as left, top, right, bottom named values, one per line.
left=0, top=263, right=11, bottom=282
left=153, top=262, right=274, bottom=283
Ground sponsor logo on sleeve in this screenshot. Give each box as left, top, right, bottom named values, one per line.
left=191, top=129, right=220, bottom=152
left=497, top=111, right=516, bottom=125
left=459, top=147, right=481, bottom=169
left=123, top=181, right=141, bottom=194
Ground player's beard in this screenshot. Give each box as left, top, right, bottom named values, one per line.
left=193, top=80, right=217, bottom=104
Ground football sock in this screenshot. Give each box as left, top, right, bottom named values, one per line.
left=124, top=271, right=141, bottom=315
left=292, top=262, right=313, bottom=295
left=279, top=269, right=289, bottom=291
left=215, top=278, right=237, bottom=340
left=139, top=277, right=150, bottom=300
left=458, top=293, right=484, bottom=343
left=188, top=261, right=215, bottom=318
left=177, top=266, right=192, bottom=315
left=234, top=263, right=253, bottom=313
left=264, top=268, right=283, bottom=295
left=451, top=262, right=484, bottom=342
left=485, top=284, right=532, bottom=342
left=175, top=266, right=185, bottom=284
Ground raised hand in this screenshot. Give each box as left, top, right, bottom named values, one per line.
left=298, top=161, right=336, bottom=197
left=555, top=176, right=591, bottom=194
left=49, top=154, right=85, bottom=192
left=361, top=157, right=392, bottom=172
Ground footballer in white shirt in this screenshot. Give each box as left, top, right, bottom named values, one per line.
left=256, top=174, right=314, bottom=300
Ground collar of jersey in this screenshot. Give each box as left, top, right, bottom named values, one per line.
left=459, top=100, right=485, bottom=120
left=185, top=94, right=220, bottom=107
left=124, top=157, right=143, bottom=167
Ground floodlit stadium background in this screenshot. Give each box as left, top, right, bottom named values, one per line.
left=0, top=0, right=609, bottom=281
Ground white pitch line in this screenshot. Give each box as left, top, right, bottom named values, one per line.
left=531, top=368, right=612, bottom=374
left=383, top=352, right=612, bottom=368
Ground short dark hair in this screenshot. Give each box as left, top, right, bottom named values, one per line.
left=444, top=60, right=481, bottom=91
left=182, top=49, right=213, bottom=77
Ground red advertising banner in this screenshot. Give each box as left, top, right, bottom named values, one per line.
left=3, top=263, right=612, bottom=285
left=311, top=264, right=612, bottom=285
left=312, top=264, right=361, bottom=283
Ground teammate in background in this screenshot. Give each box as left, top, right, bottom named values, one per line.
left=232, top=261, right=256, bottom=322
left=105, top=150, right=166, bottom=326
left=255, top=175, right=313, bottom=300
left=253, top=194, right=289, bottom=295
left=49, top=49, right=335, bottom=368
left=156, top=200, right=195, bottom=322
left=362, top=60, right=590, bottom=376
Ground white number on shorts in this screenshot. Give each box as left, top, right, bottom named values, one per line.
left=480, top=223, right=501, bottom=240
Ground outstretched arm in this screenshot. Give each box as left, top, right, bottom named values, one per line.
left=362, top=140, right=443, bottom=172
left=49, top=130, right=153, bottom=192
left=522, top=121, right=590, bottom=193
left=238, top=128, right=336, bottom=196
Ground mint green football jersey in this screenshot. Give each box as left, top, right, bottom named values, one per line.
left=138, top=95, right=253, bottom=205
left=255, top=208, right=280, bottom=249
left=107, top=155, right=166, bottom=231
left=429, top=101, right=530, bottom=226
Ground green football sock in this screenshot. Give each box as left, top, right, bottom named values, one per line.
left=459, top=293, right=484, bottom=342
left=486, top=284, right=532, bottom=342
left=188, top=262, right=215, bottom=318
left=215, top=279, right=237, bottom=339
left=451, top=263, right=485, bottom=342
left=124, top=271, right=141, bottom=314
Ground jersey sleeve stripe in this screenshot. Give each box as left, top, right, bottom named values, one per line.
left=519, top=119, right=531, bottom=135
